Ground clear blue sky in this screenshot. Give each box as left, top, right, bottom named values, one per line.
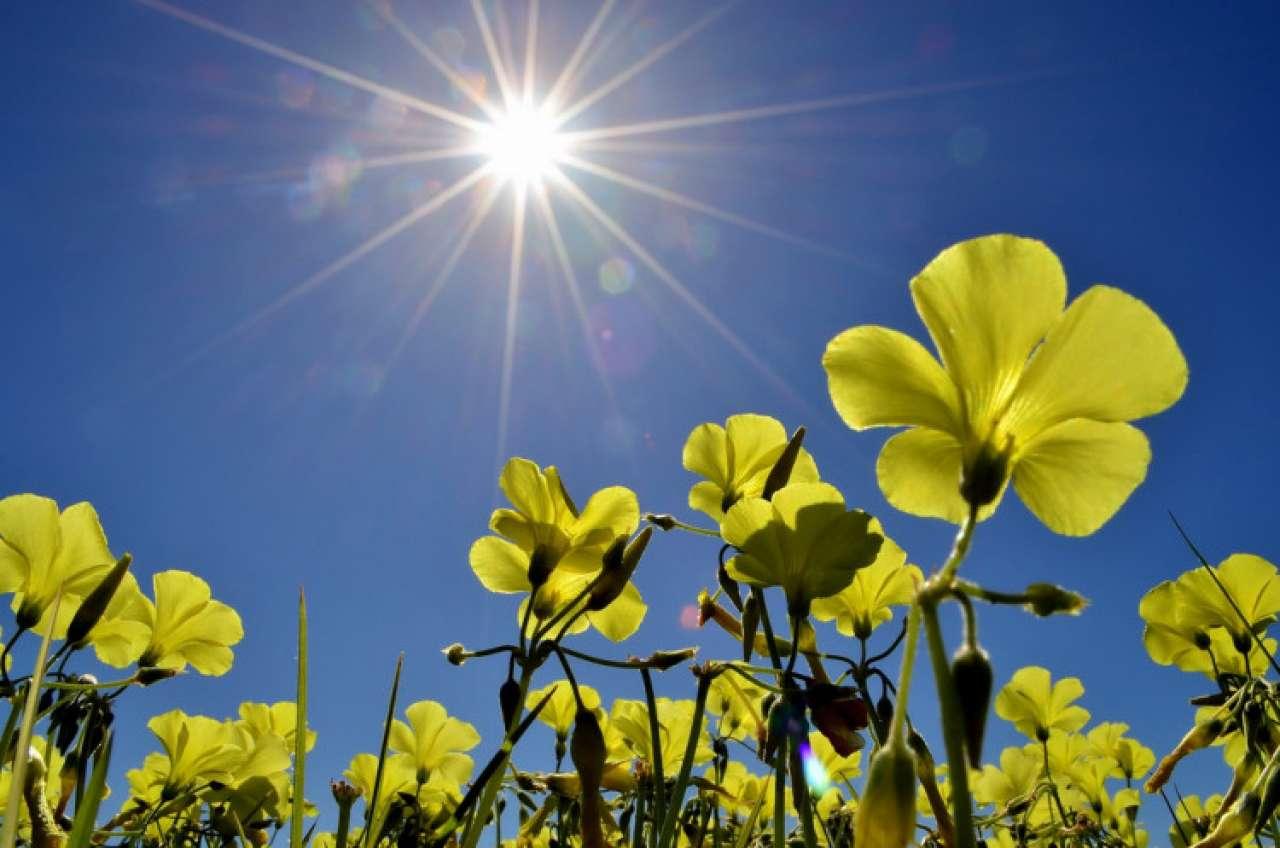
left=4, top=0, right=1279, bottom=833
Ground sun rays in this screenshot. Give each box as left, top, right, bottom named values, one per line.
left=136, top=0, right=1032, bottom=470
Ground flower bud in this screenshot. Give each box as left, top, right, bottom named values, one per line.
left=1195, top=791, right=1258, bottom=848
left=626, top=648, right=698, bottom=671
left=1022, top=583, right=1088, bottom=617
left=951, top=643, right=993, bottom=768
left=134, top=666, right=178, bottom=686
left=762, top=426, right=806, bottom=500
left=330, top=779, right=362, bottom=806
left=500, top=678, right=523, bottom=730
left=855, top=740, right=917, bottom=848
left=67, top=554, right=132, bottom=648
left=718, top=564, right=744, bottom=612
left=740, top=595, right=760, bottom=663
left=1147, top=718, right=1224, bottom=792
left=570, top=709, right=607, bottom=848
left=645, top=513, right=677, bottom=531
left=876, top=693, right=894, bottom=730
left=442, top=643, right=468, bottom=666
left=1255, top=757, right=1280, bottom=838
left=588, top=529, right=651, bottom=612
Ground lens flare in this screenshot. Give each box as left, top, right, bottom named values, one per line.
left=798, top=740, right=830, bottom=793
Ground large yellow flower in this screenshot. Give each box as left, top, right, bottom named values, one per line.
left=721, top=482, right=882, bottom=617
left=469, top=458, right=645, bottom=641
left=137, top=570, right=244, bottom=676
left=0, top=494, right=115, bottom=628
left=682, top=414, right=819, bottom=522
left=389, top=700, right=480, bottom=788
left=994, top=666, right=1090, bottom=742
left=823, top=234, right=1187, bottom=536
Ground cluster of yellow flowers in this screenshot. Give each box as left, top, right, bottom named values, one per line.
left=9, top=233, right=1262, bottom=848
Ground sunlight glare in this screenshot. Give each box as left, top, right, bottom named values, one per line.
left=477, top=102, right=569, bottom=184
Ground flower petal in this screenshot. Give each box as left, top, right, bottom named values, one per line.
left=875, top=428, right=970, bottom=524
left=498, top=458, right=555, bottom=523
left=468, top=536, right=532, bottom=593
left=1012, top=419, right=1150, bottom=536
left=823, top=326, right=960, bottom=432
left=682, top=422, right=729, bottom=484
left=688, top=480, right=728, bottom=522
left=910, top=235, right=1066, bottom=428
left=571, top=485, right=640, bottom=546
left=1008, top=285, right=1188, bottom=437
left=53, top=502, right=115, bottom=595
left=724, top=414, right=788, bottom=480
left=587, top=580, right=646, bottom=642
left=0, top=494, right=59, bottom=593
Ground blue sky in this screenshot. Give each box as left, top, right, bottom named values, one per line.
left=4, top=0, right=1280, bottom=835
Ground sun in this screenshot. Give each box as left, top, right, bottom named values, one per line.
left=475, top=102, right=569, bottom=185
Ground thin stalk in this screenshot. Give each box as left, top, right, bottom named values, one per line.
left=361, top=654, right=404, bottom=848
left=1, top=590, right=61, bottom=848
left=459, top=663, right=535, bottom=848
left=641, top=668, right=666, bottom=848
left=290, top=589, right=308, bottom=848
left=771, top=741, right=786, bottom=848
left=656, top=670, right=712, bottom=848
left=750, top=589, right=782, bottom=671
left=915, top=507, right=979, bottom=848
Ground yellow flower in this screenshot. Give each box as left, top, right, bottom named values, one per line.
left=469, top=458, right=646, bottom=641
left=609, top=698, right=712, bottom=775
left=683, top=414, right=819, bottom=521
left=1141, top=556, right=1280, bottom=676
left=81, top=571, right=152, bottom=668
left=706, top=673, right=766, bottom=741
left=137, top=570, right=244, bottom=676
left=823, top=234, right=1187, bottom=536
left=806, top=730, right=862, bottom=786
left=0, top=494, right=115, bottom=628
left=721, top=482, right=882, bottom=617
left=972, top=744, right=1042, bottom=812
left=994, top=666, right=1090, bottom=742
left=345, top=752, right=416, bottom=836
left=810, top=519, right=920, bottom=639
left=144, top=709, right=246, bottom=798
left=1086, top=722, right=1154, bottom=782
left=526, top=682, right=602, bottom=738
left=237, top=701, right=317, bottom=753
left=389, top=700, right=480, bottom=788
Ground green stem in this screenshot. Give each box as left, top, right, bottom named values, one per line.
left=921, top=602, right=977, bottom=848
left=656, top=669, right=712, bottom=848
left=750, top=589, right=783, bottom=671
left=459, top=662, right=534, bottom=848
left=772, top=739, right=787, bottom=848
left=914, top=507, right=979, bottom=848
left=887, top=601, right=923, bottom=747
left=641, top=668, right=666, bottom=848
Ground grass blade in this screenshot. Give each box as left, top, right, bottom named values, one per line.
left=66, top=730, right=113, bottom=848
left=362, top=653, right=404, bottom=848
left=291, top=588, right=309, bottom=848
left=1, top=589, right=62, bottom=848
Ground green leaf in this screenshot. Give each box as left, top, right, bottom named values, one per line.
left=291, top=589, right=309, bottom=848
left=363, top=653, right=404, bottom=848
left=66, top=731, right=113, bottom=848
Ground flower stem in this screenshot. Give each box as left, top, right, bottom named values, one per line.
left=641, top=668, right=666, bottom=848
left=459, top=662, right=534, bottom=848
left=915, top=507, right=979, bottom=848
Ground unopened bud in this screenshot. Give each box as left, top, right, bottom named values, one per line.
left=1195, top=791, right=1259, bottom=848
left=951, top=643, right=993, bottom=768
left=1255, top=755, right=1280, bottom=838
left=876, top=693, right=894, bottom=729
left=570, top=709, right=607, bottom=848
left=443, top=643, right=468, bottom=666
left=330, top=779, right=362, bottom=807
left=804, top=682, right=868, bottom=757
left=761, top=427, right=806, bottom=501
left=627, top=648, right=698, bottom=671
left=1022, top=583, right=1088, bottom=617
left=134, top=666, right=178, bottom=686
left=740, top=595, right=760, bottom=664
left=645, top=513, right=677, bottom=531
left=67, top=554, right=132, bottom=647
left=1147, top=718, right=1225, bottom=792
left=855, top=740, right=917, bottom=848
left=500, top=678, right=523, bottom=730
left=717, top=564, right=744, bottom=612
left=588, top=528, right=651, bottom=612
